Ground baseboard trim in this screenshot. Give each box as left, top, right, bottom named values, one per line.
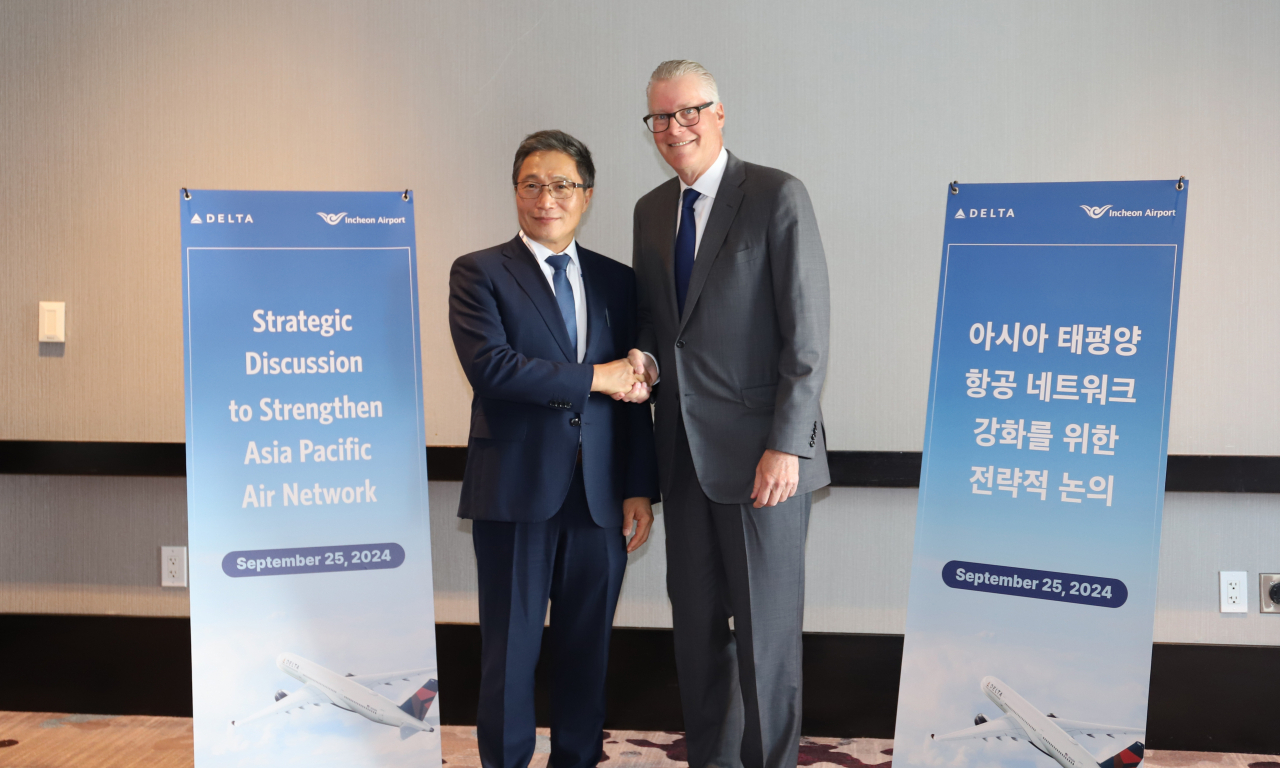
left=0, top=615, right=1277, bottom=753
left=2, top=442, right=1277, bottom=493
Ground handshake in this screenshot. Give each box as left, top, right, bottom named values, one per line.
left=591, top=348, right=658, bottom=404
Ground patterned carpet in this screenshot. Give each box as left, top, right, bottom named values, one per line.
left=0, top=712, right=1277, bottom=768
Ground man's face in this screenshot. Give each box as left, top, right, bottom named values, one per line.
left=647, top=74, right=725, bottom=182
left=515, top=150, right=592, bottom=252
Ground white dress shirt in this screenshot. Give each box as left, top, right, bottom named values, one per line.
left=520, top=231, right=587, bottom=363
left=676, top=146, right=729, bottom=259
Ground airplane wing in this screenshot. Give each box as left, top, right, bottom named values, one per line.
left=231, top=684, right=331, bottom=727
left=932, top=715, right=1029, bottom=742
left=1049, top=718, right=1145, bottom=741
left=348, top=668, right=436, bottom=701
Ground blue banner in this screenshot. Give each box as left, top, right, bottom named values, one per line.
left=181, top=191, right=441, bottom=767
left=892, top=181, right=1187, bottom=768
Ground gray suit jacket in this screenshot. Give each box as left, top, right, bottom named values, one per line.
left=633, top=151, right=831, bottom=504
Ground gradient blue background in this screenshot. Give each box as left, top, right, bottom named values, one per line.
left=181, top=191, right=441, bottom=768
left=893, top=181, right=1187, bottom=768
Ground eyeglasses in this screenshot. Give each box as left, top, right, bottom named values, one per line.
left=642, top=102, right=715, bottom=133
left=515, top=180, right=589, bottom=199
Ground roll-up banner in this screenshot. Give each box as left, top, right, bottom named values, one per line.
left=180, top=191, right=441, bottom=768
left=893, top=181, right=1188, bottom=768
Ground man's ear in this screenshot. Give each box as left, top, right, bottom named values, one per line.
left=583, top=187, right=594, bottom=208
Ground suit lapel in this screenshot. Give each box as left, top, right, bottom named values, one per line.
left=501, top=236, right=577, bottom=362
left=679, top=152, right=746, bottom=331
left=578, top=249, right=611, bottom=363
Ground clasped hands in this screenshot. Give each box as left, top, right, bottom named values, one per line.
left=594, top=349, right=799, bottom=509
left=592, top=349, right=656, bottom=402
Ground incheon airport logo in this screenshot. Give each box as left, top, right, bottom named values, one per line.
left=1081, top=203, right=1177, bottom=219
left=316, top=211, right=408, bottom=225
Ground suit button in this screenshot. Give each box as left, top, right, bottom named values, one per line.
left=675, top=340, right=685, bottom=349
left=570, top=417, right=581, bottom=427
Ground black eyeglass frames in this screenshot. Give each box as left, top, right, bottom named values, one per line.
left=642, top=102, right=715, bottom=133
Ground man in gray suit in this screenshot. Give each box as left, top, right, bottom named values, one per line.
left=620, top=60, right=830, bottom=768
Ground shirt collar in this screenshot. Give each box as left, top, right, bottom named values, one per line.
left=679, top=146, right=729, bottom=200
left=519, top=231, right=579, bottom=266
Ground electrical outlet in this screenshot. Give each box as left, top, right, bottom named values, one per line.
left=161, top=546, right=188, bottom=588
left=1261, top=574, right=1280, bottom=614
left=1220, top=571, right=1247, bottom=613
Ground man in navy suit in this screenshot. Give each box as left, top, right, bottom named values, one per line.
left=448, top=130, right=660, bottom=768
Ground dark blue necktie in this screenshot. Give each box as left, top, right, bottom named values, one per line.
left=674, top=187, right=701, bottom=317
left=545, top=253, right=578, bottom=357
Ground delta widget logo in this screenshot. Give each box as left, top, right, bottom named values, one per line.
left=189, top=212, right=254, bottom=224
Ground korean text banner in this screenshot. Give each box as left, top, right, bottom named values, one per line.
left=892, top=181, right=1188, bottom=768
left=180, top=191, right=441, bottom=768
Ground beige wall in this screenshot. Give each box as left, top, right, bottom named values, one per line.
left=5, top=476, right=1278, bottom=647
left=2, top=1, right=1279, bottom=652
left=2, top=1, right=1280, bottom=453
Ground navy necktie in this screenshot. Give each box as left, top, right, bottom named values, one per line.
left=545, top=253, right=578, bottom=357
left=674, top=187, right=701, bottom=317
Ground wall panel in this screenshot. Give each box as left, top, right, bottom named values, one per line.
left=7, top=476, right=1278, bottom=649
left=2, top=1, right=1278, bottom=454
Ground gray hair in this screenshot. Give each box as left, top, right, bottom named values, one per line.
left=511, top=129, right=595, bottom=189
left=647, top=60, right=720, bottom=105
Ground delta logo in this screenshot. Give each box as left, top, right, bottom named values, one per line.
left=317, top=212, right=407, bottom=225
left=189, top=212, right=254, bottom=224
left=954, top=207, right=1014, bottom=219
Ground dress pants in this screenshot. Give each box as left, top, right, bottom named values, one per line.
left=664, top=418, right=811, bottom=768
left=472, top=462, right=627, bottom=768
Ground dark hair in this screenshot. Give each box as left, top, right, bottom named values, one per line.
left=511, top=130, right=595, bottom=190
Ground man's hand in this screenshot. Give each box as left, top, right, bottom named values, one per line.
left=622, top=497, right=654, bottom=552
left=592, top=358, right=645, bottom=396
left=751, top=449, right=799, bottom=508
left=613, top=348, right=659, bottom=403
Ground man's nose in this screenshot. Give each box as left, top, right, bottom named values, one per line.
left=535, top=187, right=558, bottom=206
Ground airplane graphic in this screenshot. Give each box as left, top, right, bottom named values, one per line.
left=232, top=652, right=438, bottom=740
left=932, top=676, right=1145, bottom=768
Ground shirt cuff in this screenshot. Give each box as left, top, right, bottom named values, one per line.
left=643, top=352, right=661, bottom=385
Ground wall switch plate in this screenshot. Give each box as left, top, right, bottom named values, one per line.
left=38, top=301, right=65, bottom=342
left=1261, top=574, right=1280, bottom=613
left=161, top=546, right=187, bottom=588
left=1220, top=571, right=1248, bottom=613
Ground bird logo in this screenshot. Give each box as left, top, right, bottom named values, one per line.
left=1080, top=205, right=1112, bottom=219
left=316, top=212, right=347, bottom=225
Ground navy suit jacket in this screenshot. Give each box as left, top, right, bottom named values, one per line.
left=449, top=235, right=659, bottom=527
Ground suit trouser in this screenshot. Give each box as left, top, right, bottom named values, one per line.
left=665, top=418, right=811, bottom=768
left=472, top=463, right=627, bottom=768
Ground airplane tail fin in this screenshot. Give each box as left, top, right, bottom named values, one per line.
left=1098, top=741, right=1144, bottom=768
left=398, top=679, right=438, bottom=722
